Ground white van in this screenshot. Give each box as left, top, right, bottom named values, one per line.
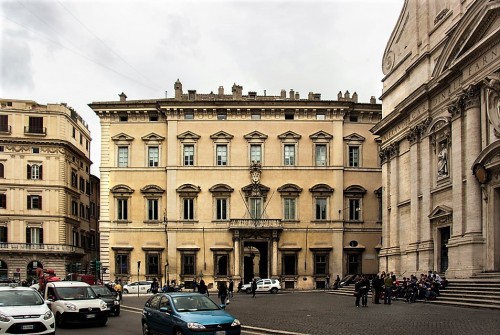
left=44, top=281, right=108, bottom=327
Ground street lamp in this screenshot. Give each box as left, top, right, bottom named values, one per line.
left=338, top=206, right=360, bottom=220
left=163, top=209, right=169, bottom=286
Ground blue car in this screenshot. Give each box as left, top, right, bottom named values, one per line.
left=142, top=292, right=241, bottom=335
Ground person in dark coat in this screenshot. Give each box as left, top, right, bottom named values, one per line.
left=360, top=275, right=370, bottom=307
left=228, top=279, right=234, bottom=298
left=150, top=278, right=159, bottom=294
left=372, top=274, right=383, bottom=304
left=198, top=279, right=207, bottom=296
left=354, top=276, right=362, bottom=307
left=251, top=278, right=257, bottom=298
left=218, top=282, right=228, bottom=307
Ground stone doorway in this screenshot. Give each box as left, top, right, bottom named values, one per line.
left=243, top=241, right=269, bottom=284
left=439, top=226, right=450, bottom=273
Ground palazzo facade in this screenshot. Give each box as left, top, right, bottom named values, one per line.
left=90, top=82, right=382, bottom=289
left=372, top=0, right=500, bottom=278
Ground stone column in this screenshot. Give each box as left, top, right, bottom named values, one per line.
left=419, top=132, right=433, bottom=272
left=450, top=103, right=465, bottom=237
left=272, top=232, right=279, bottom=277
left=407, top=127, right=420, bottom=272
left=388, top=142, right=401, bottom=272
left=233, top=234, right=240, bottom=279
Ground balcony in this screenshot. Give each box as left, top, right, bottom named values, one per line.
left=0, top=243, right=85, bottom=255
left=24, top=126, right=46, bottom=135
left=0, top=125, right=11, bottom=134
left=229, top=219, right=283, bottom=230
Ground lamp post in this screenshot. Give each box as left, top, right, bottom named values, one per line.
left=163, top=209, right=169, bottom=287
left=338, top=206, right=360, bottom=220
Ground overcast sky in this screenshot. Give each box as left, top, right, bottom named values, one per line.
left=1, top=0, right=402, bottom=176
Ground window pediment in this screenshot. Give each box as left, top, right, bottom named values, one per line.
left=141, top=133, right=165, bottom=143
left=343, top=133, right=365, bottom=142
left=428, top=205, right=453, bottom=220
left=309, top=131, right=333, bottom=141
left=177, top=184, right=201, bottom=196
left=309, top=184, right=334, bottom=195
left=177, top=131, right=201, bottom=141
left=244, top=131, right=268, bottom=141
left=278, top=131, right=301, bottom=140
left=111, top=133, right=134, bottom=143
left=210, top=131, right=234, bottom=141
left=209, top=184, right=234, bottom=194
left=277, top=183, right=303, bottom=195
left=140, top=184, right=165, bottom=195
left=110, top=184, right=134, bottom=194
left=344, top=185, right=367, bottom=196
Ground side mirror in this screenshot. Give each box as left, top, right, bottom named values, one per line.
left=160, top=306, right=172, bottom=314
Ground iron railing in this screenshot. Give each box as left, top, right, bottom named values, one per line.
left=229, top=219, right=282, bottom=229
left=0, top=243, right=85, bottom=254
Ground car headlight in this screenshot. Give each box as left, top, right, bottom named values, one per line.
left=0, top=313, right=10, bottom=322
left=43, top=310, right=53, bottom=320
left=63, top=302, right=77, bottom=311
left=187, top=322, right=206, bottom=329
left=231, top=319, right=241, bottom=327
left=100, top=301, right=107, bottom=310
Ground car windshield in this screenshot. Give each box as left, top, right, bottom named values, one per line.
left=55, top=287, right=96, bottom=300
left=172, top=295, right=219, bottom=312
left=0, top=290, right=44, bottom=306
left=92, top=286, right=113, bottom=296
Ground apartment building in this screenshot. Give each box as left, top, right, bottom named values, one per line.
left=0, top=99, right=96, bottom=282
left=89, top=81, right=382, bottom=289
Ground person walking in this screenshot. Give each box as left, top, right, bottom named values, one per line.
left=237, top=281, right=243, bottom=293
left=218, top=282, right=228, bottom=307
left=251, top=278, right=257, bottom=298
left=360, top=275, right=370, bottom=307
left=150, top=278, right=159, bottom=294
left=114, top=280, right=122, bottom=301
left=228, top=279, right=234, bottom=298
left=325, top=274, right=330, bottom=289
left=198, top=279, right=208, bottom=296
left=354, top=276, right=362, bottom=307
left=384, top=273, right=394, bottom=305
left=333, top=275, right=340, bottom=290
left=372, top=274, right=383, bottom=304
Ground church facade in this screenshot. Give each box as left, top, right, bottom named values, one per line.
left=372, top=0, right=500, bottom=278
left=89, top=82, right=382, bottom=289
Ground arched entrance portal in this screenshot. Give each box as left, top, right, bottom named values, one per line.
left=243, top=241, right=268, bottom=284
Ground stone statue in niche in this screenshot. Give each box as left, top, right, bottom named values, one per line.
left=437, top=142, right=448, bottom=177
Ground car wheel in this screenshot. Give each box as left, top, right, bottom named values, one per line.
left=174, top=327, right=184, bottom=335
left=142, top=321, right=152, bottom=335
left=56, top=312, right=65, bottom=328
left=271, top=288, right=278, bottom=294
left=246, top=288, right=251, bottom=294
left=123, top=289, right=129, bottom=294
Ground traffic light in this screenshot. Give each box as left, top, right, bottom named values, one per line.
left=90, top=259, right=95, bottom=274
left=96, top=260, right=101, bottom=272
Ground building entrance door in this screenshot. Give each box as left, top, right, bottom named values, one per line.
left=439, top=226, right=450, bottom=273
left=243, top=241, right=268, bottom=284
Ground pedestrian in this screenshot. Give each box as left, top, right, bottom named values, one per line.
left=354, top=276, right=363, bottom=307
left=228, top=279, right=234, bottom=298
left=360, top=275, right=370, bottom=307
left=237, top=281, right=243, bottom=293
left=333, top=275, right=340, bottom=290
left=114, top=279, right=122, bottom=301
left=150, top=278, right=159, bottom=294
left=326, top=274, right=330, bottom=289
left=372, top=274, right=383, bottom=304
left=251, top=278, right=257, bottom=298
left=198, top=279, right=208, bottom=296
left=218, top=282, right=228, bottom=307
left=193, top=277, right=198, bottom=292
left=384, top=273, right=394, bottom=305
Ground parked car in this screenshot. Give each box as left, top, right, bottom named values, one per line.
left=142, top=292, right=241, bottom=335
left=241, top=278, right=280, bottom=294
left=90, top=285, right=120, bottom=316
left=123, top=281, right=153, bottom=294
left=0, top=284, right=56, bottom=334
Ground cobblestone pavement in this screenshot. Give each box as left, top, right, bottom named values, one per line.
left=122, top=291, right=500, bottom=335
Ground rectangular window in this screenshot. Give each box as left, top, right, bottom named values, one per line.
left=72, top=200, right=78, bottom=216
left=118, top=146, right=129, bottom=167
left=349, top=199, right=361, bottom=221
left=0, top=162, right=3, bottom=178
left=28, top=116, right=44, bottom=133
left=0, top=115, right=9, bottom=132
left=71, top=170, right=77, bottom=187
left=315, top=198, right=327, bottom=220
left=79, top=203, right=85, bottom=218
left=26, top=227, right=43, bottom=244
left=250, top=198, right=262, bottom=219
left=216, top=198, right=228, bottom=220
left=27, top=195, right=42, bottom=209
left=79, top=177, right=85, bottom=192
left=283, top=198, right=296, bottom=220
left=182, top=254, right=195, bottom=275
left=183, top=145, right=194, bottom=166
left=283, top=254, right=297, bottom=275
left=0, top=226, right=7, bottom=243
left=316, top=113, right=325, bottom=120
left=348, top=146, right=359, bottom=167
left=147, top=253, right=160, bottom=275
left=117, top=199, right=128, bottom=220
left=184, top=111, right=194, bottom=120
left=217, top=111, right=227, bottom=120
left=0, top=194, right=6, bottom=209
left=115, top=254, right=129, bottom=274
left=183, top=198, right=194, bottom=220
left=251, top=112, right=261, bottom=120
left=284, top=144, right=295, bottom=166
left=27, top=164, right=42, bottom=180
left=148, top=146, right=159, bottom=167
left=149, top=115, right=158, bottom=122
left=216, top=144, right=227, bottom=166
left=147, top=199, right=159, bottom=221
left=314, top=254, right=327, bottom=275
left=315, top=144, right=327, bottom=166
left=215, top=254, right=228, bottom=275
left=80, top=134, right=83, bottom=144
left=250, top=144, right=262, bottom=163
left=119, top=115, right=128, bottom=122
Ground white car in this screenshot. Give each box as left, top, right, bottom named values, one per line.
left=122, top=281, right=153, bottom=294
left=241, top=278, right=281, bottom=294
left=0, top=285, right=55, bottom=334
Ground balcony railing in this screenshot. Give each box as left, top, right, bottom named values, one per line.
left=24, top=126, right=46, bottom=135
left=0, top=243, right=85, bottom=254
left=229, top=219, right=283, bottom=230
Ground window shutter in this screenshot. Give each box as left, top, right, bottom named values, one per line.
left=40, top=228, right=43, bottom=244
left=27, top=195, right=31, bottom=209
left=27, top=164, right=31, bottom=179
left=39, top=165, right=43, bottom=180
left=26, top=227, right=31, bottom=243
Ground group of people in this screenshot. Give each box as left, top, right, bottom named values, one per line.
left=355, top=270, right=448, bottom=307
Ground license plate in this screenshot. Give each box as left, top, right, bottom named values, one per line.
left=86, top=314, right=96, bottom=318
left=22, top=325, right=34, bottom=330
left=215, top=331, right=225, bottom=335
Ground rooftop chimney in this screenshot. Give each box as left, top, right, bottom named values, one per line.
left=280, top=89, right=286, bottom=99
left=218, top=86, right=224, bottom=96
left=370, top=96, right=377, bottom=104
left=289, top=89, right=295, bottom=100
left=174, top=79, right=183, bottom=100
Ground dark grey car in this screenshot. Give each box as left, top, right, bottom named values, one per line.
left=91, top=285, right=120, bottom=316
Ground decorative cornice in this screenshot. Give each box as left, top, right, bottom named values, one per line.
left=406, top=117, right=432, bottom=144
left=379, top=141, right=400, bottom=164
